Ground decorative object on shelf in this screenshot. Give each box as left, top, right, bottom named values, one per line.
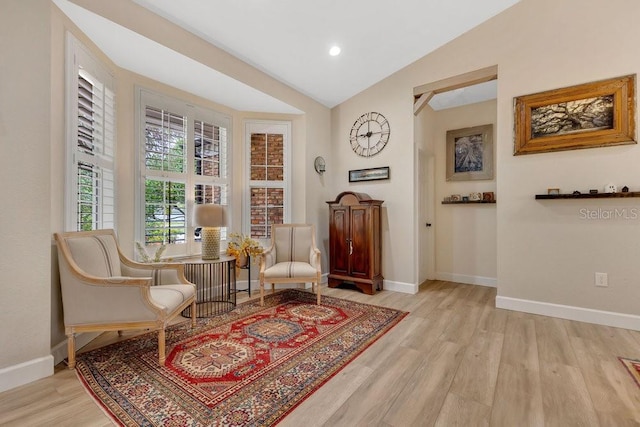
left=444, top=196, right=451, bottom=202
left=604, top=183, right=617, bottom=193
left=450, top=194, right=462, bottom=202
left=482, top=192, right=495, bottom=202
left=535, top=191, right=640, bottom=199
left=348, top=166, right=390, bottom=182
left=548, top=188, right=560, bottom=195
left=590, top=189, right=598, bottom=194
left=195, top=204, right=226, bottom=260
left=462, top=196, right=469, bottom=202
left=135, top=242, right=167, bottom=263
left=446, top=124, right=494, bottom=181
left=313, top=156, right=326, bottom=174
left=622, top=186, right=630, bottom=192
left=572, top=191, right=581, bottom=195
left=226, top=232, right=263, bottom=268
left=514, top=74, right=636, bottom=155
left=349, top=112, right=390, bottom=157
left=469, top=192, right=482, bottom=201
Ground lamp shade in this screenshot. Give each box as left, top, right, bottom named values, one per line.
left=195, top=204, right=226, bottom=260
left=194, top=204, right=226, bottom=227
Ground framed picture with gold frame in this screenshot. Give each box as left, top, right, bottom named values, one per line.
left=514, top=75, right=636, bottom=155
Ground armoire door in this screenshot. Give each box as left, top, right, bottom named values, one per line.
left=329, top=206, right=349, bottom=276
left=349, top=205, right=370, bottom=278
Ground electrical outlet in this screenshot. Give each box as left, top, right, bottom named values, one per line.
left=595, top=272, right=608, bottom=287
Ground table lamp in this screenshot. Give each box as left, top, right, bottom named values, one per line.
left=195, top=204, right=226, bottom=260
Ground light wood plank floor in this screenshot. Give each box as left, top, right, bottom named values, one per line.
left=1, top=280, right=640, bottom=426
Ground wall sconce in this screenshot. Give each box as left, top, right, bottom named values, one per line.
left=314, top=156, right=326, bottom=175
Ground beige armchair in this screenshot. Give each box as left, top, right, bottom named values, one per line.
left=259, top=224, right=322, bottom=306
left=54, top=229, right=196, bottom=369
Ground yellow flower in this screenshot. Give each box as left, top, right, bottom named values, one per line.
left=226, top=233, right=264, bottom=260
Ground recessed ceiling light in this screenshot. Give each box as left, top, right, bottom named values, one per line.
left=329, top=45, right=341, bottom=56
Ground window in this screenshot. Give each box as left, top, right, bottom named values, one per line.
left=65, top=34, right=116, bottom=232
left=245, top=121, right=291, bottom=240
left=137, top=90, right=230, bottom=257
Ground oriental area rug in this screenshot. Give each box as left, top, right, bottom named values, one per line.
left=619, top=357, right=640, bottom=389
left=75, top=289, right=407, bottom=426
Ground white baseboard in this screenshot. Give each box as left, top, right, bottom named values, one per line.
left=0, top=355, right=54, bottom=393
left=436, top=272, right=497, bottom=288
left=51, top=332, right=102, bottom=366
left=383, top=280, right=419, bottom=294
left=496, top=295, right=640, bottom=331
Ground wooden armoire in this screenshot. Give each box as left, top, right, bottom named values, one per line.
left=326, top=191, right=383, bottom=295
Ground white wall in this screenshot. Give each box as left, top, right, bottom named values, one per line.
left=494, top=0, right=640, bottom=322
left=434, top=100, right=497, bottom=286
left=0, top=0, right=54, bottom=390
left=332, top=0, right=640, bottom=326
left=331, top=83, right=417, bottom=292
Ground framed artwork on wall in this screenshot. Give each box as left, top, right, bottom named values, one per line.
left=446, top=124, right=494, bottom=181
left=348, top=166, right=390, bottom=182
left=513, top=74, right=636, bottom=155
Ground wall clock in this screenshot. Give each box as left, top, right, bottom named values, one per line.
left=349, top=112, right=390, bottom=157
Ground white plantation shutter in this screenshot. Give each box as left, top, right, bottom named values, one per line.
left=137, top=89, right=230, bottom=257
left=66, top=34, right=116, bottom=231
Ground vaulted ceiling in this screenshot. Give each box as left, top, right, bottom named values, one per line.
left=54, top=0, right=520, bottom=112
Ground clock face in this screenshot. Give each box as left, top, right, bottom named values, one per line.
left=349, top=112, right=390, bottom=157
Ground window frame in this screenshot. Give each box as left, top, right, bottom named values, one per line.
left=135, top=88, right=231, bottom=259
left=243, top=120, right=292, bottom=242
left=64, top=33, right=116, bottom=232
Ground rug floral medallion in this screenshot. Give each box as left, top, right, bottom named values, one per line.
left=75, top=289, right=407, bottom=426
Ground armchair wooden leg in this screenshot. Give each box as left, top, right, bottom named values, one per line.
left=271, top=283, right=275, bottom=294
left=190, top=300, right=197, bottom=327
left=260, top=280, right=265, bottom=306
left=158, top=329, right=166, bottom=366
left=316, top=281, right=321, bottom=305
left=67, top=333, right=76, bottom=369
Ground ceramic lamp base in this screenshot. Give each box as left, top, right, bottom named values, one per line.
left=201, top=227, right=220, bottom=260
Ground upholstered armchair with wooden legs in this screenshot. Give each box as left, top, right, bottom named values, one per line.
left=54, top=229, right=197, bottom=369
left=259, top=224, right=322, bottom=306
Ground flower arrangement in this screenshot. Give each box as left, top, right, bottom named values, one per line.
left=226, top=233, right=263, bottom=266
left=135, top=242, right=167, bottom=263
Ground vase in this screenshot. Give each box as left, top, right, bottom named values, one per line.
left=237, top=253, right=249, bottom=268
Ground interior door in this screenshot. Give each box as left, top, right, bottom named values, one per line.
left=418, top=148, right=435, bottom=282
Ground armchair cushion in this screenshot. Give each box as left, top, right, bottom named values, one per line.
left=150, top=285, right=196, bottom=313
left=66, top=234, right=122, bottom=277
left=263, top=261, right=318, bottom=279
left=274, top=226, right=314, bottom=263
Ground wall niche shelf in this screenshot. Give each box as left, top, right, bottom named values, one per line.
left=442, top=200, right=496, bottom=205
left=535, top=191, right=640, bottom=200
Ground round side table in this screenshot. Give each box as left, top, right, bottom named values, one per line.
left=181, top=255, right=236, bottom=317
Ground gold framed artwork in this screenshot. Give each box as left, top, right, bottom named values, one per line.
left=446, top=124, right=494, bottom=181
left=514, top=75, right=636, bottom=155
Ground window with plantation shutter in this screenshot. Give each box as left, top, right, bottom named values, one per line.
left=65, top=34, right=116, bottom=232
left=136, top=89, right=230, bottom=258
left=245, top=121, right=291, bottom=240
